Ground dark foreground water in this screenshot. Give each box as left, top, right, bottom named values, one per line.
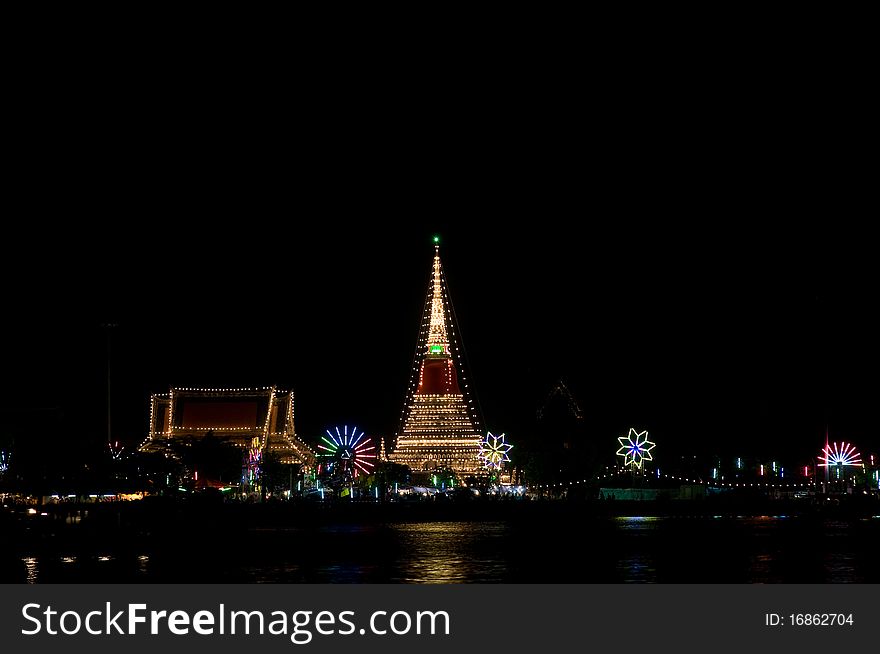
left=4, top=510, right=880, bottom=583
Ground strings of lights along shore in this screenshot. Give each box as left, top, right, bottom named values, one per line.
left=536, top=437, right=877, bottom=491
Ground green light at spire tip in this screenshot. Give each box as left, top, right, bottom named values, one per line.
left=433, top=235, right=440, bottom=244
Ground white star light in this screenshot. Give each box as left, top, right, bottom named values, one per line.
left=479, top=432, right=513, bottom=470
left=616, top=428, right=655, bottom=469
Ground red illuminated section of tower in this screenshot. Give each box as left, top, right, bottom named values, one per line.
left=390, top=242, right=483, bottom=475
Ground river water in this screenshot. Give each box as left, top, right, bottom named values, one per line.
left=6, top=515, right=880, bottom=583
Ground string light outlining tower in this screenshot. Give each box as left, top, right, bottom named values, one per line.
left=479, top=432, right=513, bottom=470
left=616, top=428, right=656, bottom=470
left=390, top=236, right=484, bottom=474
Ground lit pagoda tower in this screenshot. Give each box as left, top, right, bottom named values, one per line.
left=390, top=238, right=483, bottom=475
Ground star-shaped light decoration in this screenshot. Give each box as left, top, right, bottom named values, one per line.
left=479, top=432, right=513, bottom=470
left=616, top=428, right=655, bottom=469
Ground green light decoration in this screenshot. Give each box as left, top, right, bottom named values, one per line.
left=430, top=345, right=444, bottom=354
left=616, top=428, right=655, bottom=470
left=432, top=235, right=440, bottom=244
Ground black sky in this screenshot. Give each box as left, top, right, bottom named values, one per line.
left=1, top=75, right=876, bottom=471
left=3, top=200, right=876, bottom=469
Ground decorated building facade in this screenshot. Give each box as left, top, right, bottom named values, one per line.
left=140, top=386, right=316, bottom=467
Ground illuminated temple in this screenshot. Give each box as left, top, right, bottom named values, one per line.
left=389, top=242, right=484, bottom=475
left=140, top=386, right=316, bottom=466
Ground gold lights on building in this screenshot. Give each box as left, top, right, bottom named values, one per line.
left=140, top=386, right=315, bottom=467
left=389, top=243, right=483, bottom=475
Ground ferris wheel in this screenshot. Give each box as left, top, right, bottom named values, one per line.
left=318, top=426, right=376, bottom=482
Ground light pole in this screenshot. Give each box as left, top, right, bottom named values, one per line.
left=102, top=323, right=118, bottom=448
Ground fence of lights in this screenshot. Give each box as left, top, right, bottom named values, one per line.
left=616, top=428, right=655, bottom=470
left=479, top=432, right=513, bottom=470
left=318, top=426, right=376, bottom=477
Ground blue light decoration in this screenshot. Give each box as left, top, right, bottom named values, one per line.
left=479, top=432, right=513, bottom=470
left=616, top=428, right=656, bottom=470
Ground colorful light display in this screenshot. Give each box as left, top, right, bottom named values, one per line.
left=479, top=432, right=513, bottom=470
left=818, top=442, right=862, bottom=468
left=246, top=436, right=262, bottom=487
left=616, top=428, right=656, bottom=470
left=318, top=426, right=376, bottom=478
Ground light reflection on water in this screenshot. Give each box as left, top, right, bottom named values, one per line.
left=614, top=516, right=660, bottom=530
left=824, top=552, right=859, bottom=583
left=22, top=557, right=38, bottom=584
left=9, top=516, right=878, bottom=583
left=390, top=522, right=508, bottom=583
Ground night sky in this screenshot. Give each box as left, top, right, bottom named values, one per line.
left=2, top=119, right=875, bottom=472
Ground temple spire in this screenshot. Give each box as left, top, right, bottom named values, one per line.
left=426, top=246, right=449, bottom=356
left=390, top=237, right=483, bottom=475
